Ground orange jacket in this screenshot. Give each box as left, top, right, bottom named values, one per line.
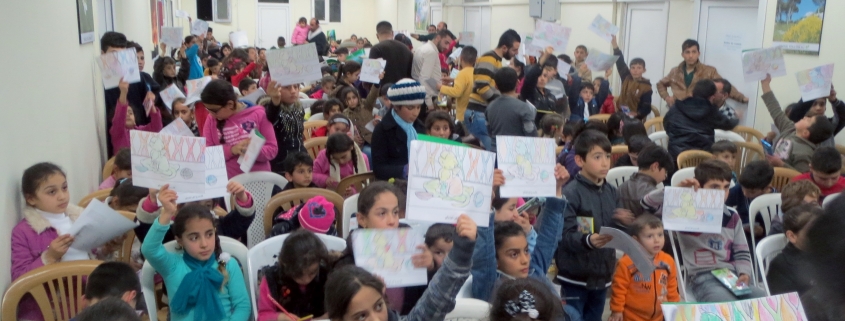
left=610, top=251, right=680, bottom=321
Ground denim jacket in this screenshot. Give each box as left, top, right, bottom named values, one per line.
left=471, top=197, right=567, bottom=302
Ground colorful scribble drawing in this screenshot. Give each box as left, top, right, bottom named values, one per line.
left=352, top=228, right=427, bottom=287
left=496, top=136, right=556, bottom=197
left=741, top=47, right=786, bottom=82
left=130, top=130, right=207, bottom=193
left=662, top=187, right=723, bottom=233
left=662, top=292, right=808, bottom=321
left=534, top=20, right=571, bottom=53
left=419, top=149, right=475, bottom=207
left=588, top=15, right=619, bottom=42
left=796, top=64, right=834, bottom=101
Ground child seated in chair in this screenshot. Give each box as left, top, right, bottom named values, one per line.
left=769, top=180, right=821, bottom=234
left=281, top=152, right=317, bottom=192
left=618, top=144, right=672, bottom=217
left=270, top=196, right=338, bottom=237
left=790, top=146, right=845, bottom=200
left=312, top=133, right=369, bottom=195
left=79, top=262, right=141, bottom=314
left=725, top=160, right=775, bottom=243
left=711, top=140, right=738, bottom=184
left=100, top=148, right=132, bottom=190
left=766, top=204, right=821, bottom=296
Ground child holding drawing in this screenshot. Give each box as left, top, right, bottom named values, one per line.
left=312, top=133, right=369, bottom=194
left=171, top=97, right=201, bottom=137
left=201, top=79, right=278, bottom=178
left=260, top=80, right=306, bottom=174
left=110, top=78, right=163, bottom=152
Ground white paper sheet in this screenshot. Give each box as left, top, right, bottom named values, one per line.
left=533, top=20, right=571, bottom=54
left=360, top=58, right=386, bottom=84
left=175, top=146, right=229, bottom=203
left=352, top=228, right=428, bottom=288
left=237, top=129, right=267, bottom=173
left=191, top=20, right=208, bottom=36
left=662, top=187, right=725, bottom=233
left=796, top=64, right=834, bottom=101
left=266, top=43, right=322, bottom=86
left=520, top=33, right=543, bottom=59
left=130, top=130, right=207, bottom=193
left=588, top=15, right=619, bottom=43
left=230, top=31, right=249, bottom=48
left=496, top=136, right=557, bottom=197
left=68, top=199, right=137, bottom=251
left=96, top=48, right=141, bottom=89
left=449, top=47, right=463, bottom=62
left=450, top=68, right=459, bottom=79
left=241, top=88, right=266, bottom=104
left=160, top=118, right=195, bottom=137
left=557, top=61, right=572, bottom=80
left=185, top=76, right=212, bottom=105
left=599, top=227, right=655, bottom=275
left=585, top=48, right=620, bottom=71
left=459, top=31, right=475, bottom=47
left=723, top=33, right=744, bottom=52
left=174, top=10, right=190, bottom=18
left=406, top=140, right=496, bottom=227
left=159, top=83, right=186, bottom=110
left=741, top=47, right=787, bottom=82
left=161, top=27, right=184, bottom=49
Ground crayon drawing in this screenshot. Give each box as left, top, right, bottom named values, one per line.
left=741, top=47, right=786, bottom=82
left=533, top=20, right=571, bottom=54
left=588, top=15, right=619, bottom=43
left=795, top=64, right=834, bottom=101
left=161, top=27, right=183, bottom=49
left=352, top=228, right=428, bottom=288
left=496, top=136, right=557, bottom=197
left=360, top=59, right=386, bottom=84
left=407, top=140, right=496, bottom=227
left=176, top=146, right=228, bottom=204
left=585, top=48, right=620, bottom=71
left=662, top=292, right=807, bottom=321
left=662, top=187, right=725, bottom=233
left=130, top=130, right=207, bottom=193
left=97, top=48, right=141, bottom=89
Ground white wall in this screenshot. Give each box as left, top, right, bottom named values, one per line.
left=0, top=0, right=105, bottom=294
left=177, top=0, right=258, bottom=50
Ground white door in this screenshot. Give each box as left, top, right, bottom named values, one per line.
left=430, top=4, right=442, bottom=28
left=256, top=3, right=290, bottom=49
left=464, top=6, right=491, bottom=51
left=622, top=1, right=669, bottom=114
left=696, top=0, right=760, bottom=127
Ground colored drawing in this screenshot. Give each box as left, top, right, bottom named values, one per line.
left=662, top=292, right=808, bottom=321
left=662, top=187, right=724, bottom=233
left=184, top=76, right=212, bottom=105
left=576, top=216, right=594, bottom=234
left=175, top=146, right=228, bottom=203
left=191, top=19, right=208, bottom=36
left=795, top=64, right=834, bottom=101
left=360, top=58, right=386, bottom=84
left=741, top=47, right=787, bottom=82
left=407, top=140, right=496, bottom=227
left=414, top=0, right=430, bottom=32
left=496, top=136, right=556, bottom=197
left=130, top=130, right=206, bottom=193
left=533, top=20, right=571, bottom=54
left=161, top=27, right=183, bottom=49
left=588, top=14, right=619, bottom=43
left=352, top=228, right=428, bottom=288
left=96, top=48, right=141, bottom=89
left=159, top=83, right=185, bottom=110
left=519, top=34, right=543, bottom=61
left=266, top=44, right=322, bottom=86
left=585, top=48, right=620, bottom=71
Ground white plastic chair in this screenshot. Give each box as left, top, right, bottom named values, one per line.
left=671, top=167, right=696, bottom=187
left=228, top=172, right=289, bottom=248
left=648, top=131, right=668, bottom=149
left=755, top=234, right=787, bottom=296
left=715, top=129, right=746, bottom=142
left=457, top=275, right=473, bottom=298
left=606, top=166, right=638, bottom=188
left=444, top=298, right=491, bottom=321
left=342, top=194, right=359, bottom=238
left=298, top=92, right=310, bottom=99
left=668, top=231, right=695, bottom=302
left=308, top=113, right=325, bottom=121
left=141, top=237, right=249, bottom=321
left=246, top=233, right=347, bottom=319
left=822, top=192, right=840, bottom=208
left=748, top=193, right=782, bottom=280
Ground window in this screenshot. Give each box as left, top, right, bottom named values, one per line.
left=196, top=0, right=213, bottom=21
left=212, top=0, right=232, bottom=22
left=313, top=0, right=341, bottom=23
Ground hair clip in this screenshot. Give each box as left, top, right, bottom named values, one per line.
left=504, top=290, right=539, bottom=319
left=388, top=178, right=396, bottom=184
left=218, top=252, right=231, bottom=264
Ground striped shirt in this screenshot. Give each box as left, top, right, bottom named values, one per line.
left=468, top=51, right=503, bottom=111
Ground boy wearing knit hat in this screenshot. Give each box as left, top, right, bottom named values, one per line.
left=270, top=196, right=338, bottom=236
left=371, top=79, right=428, bottom=180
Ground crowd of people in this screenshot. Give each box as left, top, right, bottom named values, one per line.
left=9, top=13, right=845, bottom=321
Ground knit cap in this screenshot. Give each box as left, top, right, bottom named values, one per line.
left=296, top=196, right=336, bottom=234
left=387, top=78, right=426, bottom=106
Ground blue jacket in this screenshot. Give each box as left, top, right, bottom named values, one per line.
left=187, top=44, right=204, bottom=80
left=471, top=197, right=567, bottom=302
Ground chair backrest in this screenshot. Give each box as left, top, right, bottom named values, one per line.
left=648, top=131, right=668, bottom=149
left=748, top=193, right=782, bottom=281
left=263, top=188, right=345, bottom=238
left=141, top=237, right=248, bottom=321
left=671, top=167, right=696, bottom=187
left=732, top=126, right=765, bottom=144
left=246, top=233, right=347, bottom=318
left=303, top=120, right=328, bottom=141
left=114, top=211, right=137, bottom=264
left=677, top=150, right=714, bottom=170
left=836, top=144, right=845, bottom=157
left=734, top=141, right=765, bottom=176
left=714, top=129, right=746, bottom=142
left=444, top=298, right=491, bottom=320
left=822, top=192, right=841, bottom=208
left=300, top=98, right=318, bottom=111
left=336, top=172, right=377, bottom=196
left=342, top=193, right=360, bottom=238
left=102, top=156, right=116, bottom=181
left=304, top=136, right=329, bottom=159
left=611, top=145, right=628, bottom=164
left=756, top=233, right=788, bottom=296
left=78, top=189, right=112, bottom=208
left=588, top=114, right=611, bottom=123
left=644, top=117, right=664, bottom=134
left=606, top=166, right=638, bottom=188
left=771, top=167, right=801, bottom=191
left=651, top=105, right=660, bottom=117
left=667, top=231, right=694, bottom=301
left=2, top=260, right=102, bottom=321
left=456, top=275, right=473, bottom=298
left=308, top=113, right=325, bottom=121
left=228, top=171, right=289, bottom=248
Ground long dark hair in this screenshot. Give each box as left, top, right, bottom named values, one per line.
left=153, top=57, right=178, bottom=87
left=338, top=86, right=361, bottom=110
left=171, top=205, right=227, bottom=284
left=324, top=265, right=386, bottom=319
left=21, top=162, right=66, bottom=204
left=519, top=65, right=544, bottom=103
left=201, top=79, right=239, bottom=144
left=490, top=278, right=565, bottom=321
left=326, top=133, right=358, bottom=173
left=336, top=61, right=361, bottom=87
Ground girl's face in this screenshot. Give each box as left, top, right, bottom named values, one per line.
left=395, top=105, right=420, bottom=124
left=164, top=63, right=177, bottom=78
left=357, top=192, right=400, bottom=229
left=325, top=104, right=343, bottom=119
left=206, top=101, right=237, bottom=120
left=26, top=173, right=69, bottom=214
left=299, top=21, right=307, bottom=27
left=496, top=235, right=530, bottom=278
left=177, top=217, right=216, bottom=261
left=537, top=72, right=548, bottom=88
left=357, top=39, right=365, bottom=48
left=428, top=120, right=451, bottom=139
left=328, top=123, right=350, bottom=135
left=331, top=149, right=353, bottom=165
left=323, top=82, right=336, bottom=92
left=493, top=198, right=519, bottom=222
left=173, top=102, right=194, bottom=124
left=223, top=47, right=232, bottom=56
left=345, top=92, right=360, bottom=109
left=124, top=108, right=136, bottom=128
left=294, top=263, right=320, bottom=286
left=346, top=70, right=361, bottom=83
left=341, top=286, right=388, bottom=321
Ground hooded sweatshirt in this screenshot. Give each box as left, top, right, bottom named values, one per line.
left=610, top=252, right=680, bottom=321
left=291, top=24, right=309, bottom=45
left=663, top=96, right=738, bottom=160
left=614, top=48, right=654, bottom=120
left=202, top=105, right=279, bottom=178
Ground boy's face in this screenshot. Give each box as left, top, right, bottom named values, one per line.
left=284, top=164, right=313, bottom=188
left=323, top=81, right=335, bottom=92
left=795, top=116, right=816, bottom=138
left=574, top=48, right=587, bottom=62
left=808, top=99, right=827, bottom=117
left=242, top=84, right=258, bottom=96
left=741, top=187, right=769, bottom=201
left=575, top=146, right=611, bottom=183
left=713, top=152, right=736, bottom=169
left=210, top=65, right=221, bottom=75
left=630, top=64, right=646, bottom=79
left=136, top=50, right=145, bottom=71
left=580, top=87, right=595, bottom=103
left=682, top=46, right=700, bottom=66
left=429, top=238, right=453, bottom=269
left=338, top=53, right=347, bottom=62
left=634, top=226, right=665, bottom=257
left=428, top=120, right=452, bottom=139
left=645, top=162, right=667, bottom=183
left=811, top=168, right=841, bottom=188
left=702, top=179, right=731, bottom=202
left=495, top=235, right=530, bottom=278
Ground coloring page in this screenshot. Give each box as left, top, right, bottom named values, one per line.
left=97, top=48, right=141, bottom=89
left=175, top=146, right=228, bottom=204
left=161, top=27, right=183, bottom=49
left=662, top=187, right=725, bottom=233
left=407, top=140, right=496, bottom=227
left=662, top=292, right=807, bottom=321
left=588, top=15, right=619, bottom=43
left=741, top=47, right=786, bottom=82
left=795, top=64, right=834, bottom=101
left=160, top=118, right=194, bottom=137
left=533, top=20, right=571, bottom=54
left=520, top=34, right=543, bottom=59
left=191, top=19, right=208, bottom=36
left=496, top=136, right=557, bottom=197
left=130, top=130, right=206, bottom=193
left=585, top=48, right=620, bottom=71
left=159, top=83, right=185, bottom=110
left=230, top=31, right=248, bottom=48
left=266, top=43, right=322, bottom=86
left=185, top=76, right=212, bottom=105
left=352, top=228, right=428, bottom=288
left=360, top=58, right=386, bottom=84
left=459, top=31, right=475, bottom=47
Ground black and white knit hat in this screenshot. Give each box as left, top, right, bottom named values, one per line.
left=387, top=78, right=426, bottom=106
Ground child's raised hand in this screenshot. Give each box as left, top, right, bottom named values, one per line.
left=515, top=212, right=532, bottom=235
left=158, top=184, right=178, bottom=221
left=455, top=214, right=478, bottom=241
left=554, top=164, right=570, bottom=195
left=605, top=68, right=613, bottom=78
left=610, top=35, right=618, bottom=49
left=379, top=72, right=385, bottom=80
left=412, top=244, right=435, bottom=271
left=761, top=74, right=772, bottom=93
left=608, top=312, right=623, bottom=321
left=589, top=233, right=613, bottom=248
left=544, top=46, right=555, bottom=56
left=579, top=63, right=589, bottom=73
left=45, top=234, right=74, bottom=264
left=227, top=181, right=248, bottom=201
left=493, top=169, right=506, bottom=187
left=118, top=77, right=129, bottom=95
left=267, top=80, right=281, bottom=99
left=678, top=178, right=700, bottom=190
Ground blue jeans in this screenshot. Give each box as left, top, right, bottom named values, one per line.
left=561, top=283, right=607, bottom=321
left=361, top=143, right=373, bottom=169
left=464, top=109, right=491, bottom=151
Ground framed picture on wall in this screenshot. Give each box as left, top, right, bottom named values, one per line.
left=773, top=0, right=827, bottom=55
left=77, top=0, right=95, bottom=44
left=414, top=0, right=430, bottom=33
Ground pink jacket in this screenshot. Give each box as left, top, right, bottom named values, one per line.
left=292, top=25, right=309, bottom=45
left=312, top=148, right=370, bottom=188
left=11, top=205, right=85, bottom=321
left=202, top=105, right=279, bottom=179
left=110, top=101, right=163, bottom=153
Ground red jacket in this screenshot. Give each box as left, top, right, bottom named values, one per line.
left=600, top=93, right=616, bottom=114
left=792, top=172, right=845, bottom=198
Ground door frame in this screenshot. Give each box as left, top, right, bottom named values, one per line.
left=619, top=1, right=670, bottom=112
left=692, top=0, right=769, bottom=49
left=255, top=2, right=291, bottom=49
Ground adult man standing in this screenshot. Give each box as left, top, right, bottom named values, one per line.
left=307, top=18, right=329, bottom=56
left=413, top=29, right=455, bottom=122
left=369, top=21, right=414, bottom=87
left=658, top=39, right=748, bottom=107
left=664, top=79, right=738, bottom=160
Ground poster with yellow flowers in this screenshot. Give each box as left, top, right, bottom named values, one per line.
left=773, top=0, right=827, bottom=55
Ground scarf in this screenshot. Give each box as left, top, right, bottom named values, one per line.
left=189, top=120, right=200, bottom=137
left=329, top=143, right=369, bottom=184
left=392, top=109, right=417, bottom=153
left=170, top=252, right=225, bottom=321
left=308, top=27, right=323, bottom=41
